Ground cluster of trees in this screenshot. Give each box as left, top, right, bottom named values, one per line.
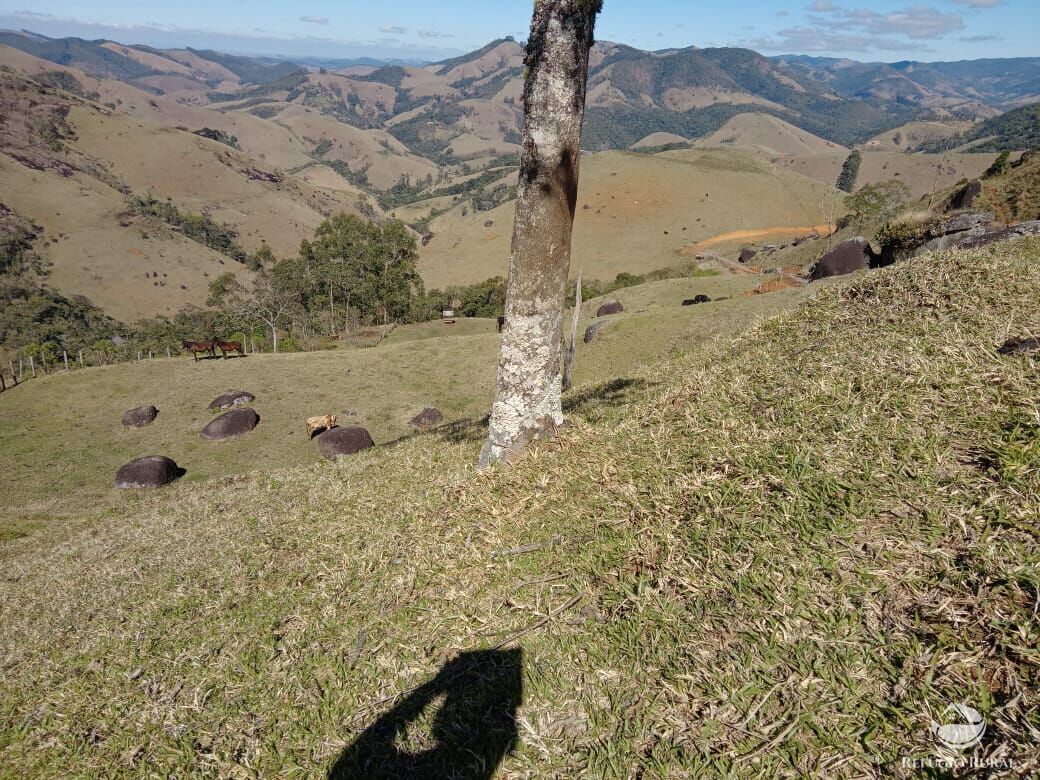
left=128, top=195, right=253, bottom=265
left=836, top=150, right=862, bottom=192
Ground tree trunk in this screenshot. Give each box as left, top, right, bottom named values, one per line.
left=479, top=0, right=600, bottom=468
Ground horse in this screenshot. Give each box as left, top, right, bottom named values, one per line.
left=182, top=339, right=215, bottom=362
left=214, top=338, right=244, bottom=359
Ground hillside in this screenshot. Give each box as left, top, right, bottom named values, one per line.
left=0, top=67, right=365, bottom=320
left=916, top=102, right=1040, bottom=153
left=418, top=148, right=836, bottom=288
left=1, top=239, right=1037, bottom=775
left=692, top=113, right=845, bottom=156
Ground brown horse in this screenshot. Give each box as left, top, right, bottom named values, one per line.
left=214, top=339, right=244, bottom=359
left=182, top=339, right=215, bottom=362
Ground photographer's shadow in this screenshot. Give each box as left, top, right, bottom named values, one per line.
left=329, top=648, right=523, bottom=779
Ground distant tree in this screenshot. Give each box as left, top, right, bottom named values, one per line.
left=985, top=150, right=1011, bottom=178
left=836, top=150, right=863, bottom=193
left=208, top=271, right=298, bottom=352
left=844, top=180, right=911, bottom=230
left=479, top=0, right=602, bottom=467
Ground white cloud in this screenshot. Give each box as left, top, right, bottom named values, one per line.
left=418, top=29, right=454, bottom=38
left=298, top=15, right=330, bottom=25
left=379, top=25, right=407, bottom=34
left=951, top=0, right=1001, bottom=6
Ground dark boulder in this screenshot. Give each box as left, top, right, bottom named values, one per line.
left=682, top=294, right=712, bottom=306
left=584, top=320, right=607, bottom=344
left=315, top=426, right=375, bottom=459
left=738, top=247, right=758, bottom=264
left=596, top=300, right=624, bottom=317
left=484, top=219, right=494, bottom=227
left=914, top=217, right=1038, bottom=257
left=201, top=408, right=259, bottom=440
left=410, top=407, right=444, bottom=428
left=997, top=336, right=1040, bottom=355
left=122, top=405, right=158, bottom=428
left=115, top=456, right=184, bottom=489
left=947, top=180, right=983, bottom=211
left=208, top=390, right=255, bottom=410
left=809, top=237, right=874, bottom=281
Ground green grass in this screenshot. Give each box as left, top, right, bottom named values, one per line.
left=0, top=272, right=793, bottom=533
left=1, top=240, right=1038, bottom=776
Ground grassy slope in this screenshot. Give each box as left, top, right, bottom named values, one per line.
left=418, top=148, right=837, bottom=288
left=1, top=240, right=1037, bottom=776
left=0, top=270, right=790, bottom=528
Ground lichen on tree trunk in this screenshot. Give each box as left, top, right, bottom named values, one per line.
left=478, top=0, right=601, bottom=468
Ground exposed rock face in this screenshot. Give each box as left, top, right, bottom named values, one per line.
left=315, top=426, right=375, bottom=458
left=682, top=295, right=712, bottom=305
left=738, top=247, right=758, bottom=264
left=115, top=456, right=183, bottom=489
left=998, top=337, right=1040, bottom=355
left=410, top=407, right=444, bottom=428
left=208, top=390, right=255, bottom=410
left=201, top=408, right=259, bottom=440
left=596, top=300, right=624, bottom=316
left=947, top=180, right=983, bottom=211
left=122, top=405, right=158, bottom=428
left=914, top=218, right=1040, bottom=257
left=809, top=237, right=875, bottom=281
left=584, top=320, right=607, bottom=344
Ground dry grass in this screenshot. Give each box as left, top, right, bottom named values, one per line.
left=1, top=239, right=1038, bottom=777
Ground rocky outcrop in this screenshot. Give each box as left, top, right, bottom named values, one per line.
left=809, top=237, right=875, bottom=281
left=122, top=405, right=158, bottom=428
left=410, top=407, right=444, bottom=428
left=208, top=390, right=255, bottom=410
left=115, top=456, right=183, bottom=489
left=682, top=295, right=711, bottom=305
left=201, top=408, right=259, bottom=440
left=315, top=426, right=375, bottom=458
left=914, top=218, right=1040, bottom=257
left=596, top=300, right=624, bottom=316
left=584, top=320, right=607, bottom=344
left=738, top=248, right=758, bottom=264
left=946, top=180, right=983, bottom=211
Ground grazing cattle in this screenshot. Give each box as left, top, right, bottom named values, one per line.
left=682, top=295, right=712, bottom=306
left=182, top=339, right=215, bottom=361
left=306, top=414, right=338, bottom=439
left=214, top=339, right=244, bottom=359
left=497, top=315, right=506, bottom=332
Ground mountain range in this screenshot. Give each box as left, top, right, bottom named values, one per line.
left=2, top=30, right=1038, bottom=160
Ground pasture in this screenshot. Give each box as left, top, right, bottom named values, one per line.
left=0, top=270, right=804, bottom=540
left=1, top=240, right=1037, bottom=776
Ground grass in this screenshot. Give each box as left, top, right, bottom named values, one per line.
left=0, top=270, right=793, bottom=532
left=1, top=239, right=1038, bottom=776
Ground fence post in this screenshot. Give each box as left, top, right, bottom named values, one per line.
left=8, top=360, right=15, bottom=385
left=148, top=350, right=153, bottom=360
left=41, top=355, right=48, bottom=374
left=166, top=346, right=171, bottom=358
left=63, top=351, right=70, bottom=371
left=78, top=350, right=84, bottom=368
left=18, top=358, right=23, bottom=381
left=1, top=371, right=5, bottom=392
left=137, top=351, right=142, bottom=362
left=29, top=356, right=36, bottom=378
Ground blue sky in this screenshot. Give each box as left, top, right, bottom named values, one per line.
left=0, top=0, right=1035, bottom=62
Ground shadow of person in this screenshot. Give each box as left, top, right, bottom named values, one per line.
left=329, top=648, right=523, bottom=780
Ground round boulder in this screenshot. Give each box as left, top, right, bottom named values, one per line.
left=596, top=300, right=624, bottom=317
left=315, top=426, right=375, bottom=459
left=410, top=407, right=444, bottom=428
left=201, top=408, right=259, bottom=440
left=809, top=237, right=874, bottom=281
left=122, top=405, right=158, bottom=428
left=115, top=455, right=183, bottom=489
left=584, top=320, right=607, bottom=344
left=208, top=390, right=255, bottom=411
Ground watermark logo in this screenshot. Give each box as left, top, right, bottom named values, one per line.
left=930, top=703, right=986, bottom=751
